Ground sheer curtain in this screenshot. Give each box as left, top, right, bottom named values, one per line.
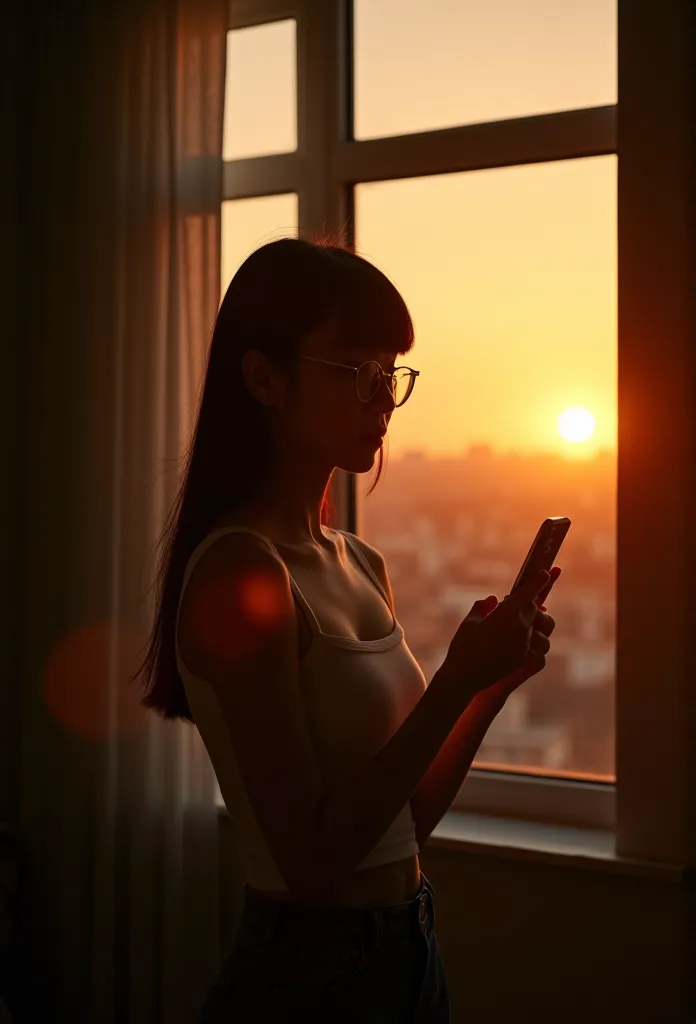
left=8, top=1, right=231, bottom=1021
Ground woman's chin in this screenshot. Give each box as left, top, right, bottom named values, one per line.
left=331, top=433, right=385, bottom=475
left=337, top=446, right=380, bottom=474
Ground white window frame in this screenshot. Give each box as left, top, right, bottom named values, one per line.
left=225, top=0, right=696, bottom=870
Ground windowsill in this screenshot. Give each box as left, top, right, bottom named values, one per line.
left=427, top=810, right=687, bottom=882
left=218, top=804, right=687, bottom=882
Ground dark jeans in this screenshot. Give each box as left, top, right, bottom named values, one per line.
left=198, top=871, right=451, bottom=1023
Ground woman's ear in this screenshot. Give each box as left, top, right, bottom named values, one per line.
left=241, top=349, right=285, bottom=410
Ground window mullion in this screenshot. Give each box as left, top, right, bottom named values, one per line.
left=297, top=0, right=356, bottom=532
left=333, top=105, right=616, bottom=187
left=297, top=0, right=349, bottom=239
left=222, top=154, right=302, bottom=201
left=228, top=0, right=300, bottom=31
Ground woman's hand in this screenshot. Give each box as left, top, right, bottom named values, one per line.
left=438, top=567, right=560, bottom=709
left=473, top=566, right=562, bottom=706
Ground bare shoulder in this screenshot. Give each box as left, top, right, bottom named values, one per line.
left=178, top=529, right=294, bottom=678
left=186, top=527, right=286, bottom=593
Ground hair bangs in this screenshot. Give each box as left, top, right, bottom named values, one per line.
left=332, top=252, right=415, bottom=359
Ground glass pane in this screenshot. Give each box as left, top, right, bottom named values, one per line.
left=221, top=194, right=298, bottom=299
left=223, top=20, right=297, bottom=160
left=355, top=156, right=617, bottom=781
left=354, top=0, right=617, bottom=140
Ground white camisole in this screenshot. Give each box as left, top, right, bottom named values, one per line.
left=175, top=525, right=428, bottom=892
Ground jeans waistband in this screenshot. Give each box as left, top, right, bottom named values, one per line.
left=239, top=871, right=436, bottom=945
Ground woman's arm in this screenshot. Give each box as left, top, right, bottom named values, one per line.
left=409, top=687, right=507, bottom=848
left=357, top=538, right=557, bottom=849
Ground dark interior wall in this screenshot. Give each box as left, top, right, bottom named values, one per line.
left=2, top=0, right=29, bottom=826
left=218, top=818, right=695, bottom=1023
left=419, top=846, right=692, bottom=1024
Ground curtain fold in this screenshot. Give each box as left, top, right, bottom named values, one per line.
left=9, top=1, right=231, bottom=1021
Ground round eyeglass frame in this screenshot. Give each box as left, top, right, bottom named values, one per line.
left=299, top=355, right=420, bottom=407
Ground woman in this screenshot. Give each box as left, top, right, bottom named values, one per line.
left=136, top=238, right=558, bottom=1022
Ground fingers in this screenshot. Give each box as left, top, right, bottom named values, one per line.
left=467, top=595, right=498, bottom=621
left=529, top=629, right=551, bottom=661
left=533, top=608, right=556, bottom=638
left=534, top=629, right=551, bottom=653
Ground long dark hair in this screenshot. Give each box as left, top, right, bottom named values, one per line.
left=135, top=237, right=414, bottom=721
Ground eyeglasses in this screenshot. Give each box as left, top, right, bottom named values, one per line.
left=299, top=355, right=420, bottom=407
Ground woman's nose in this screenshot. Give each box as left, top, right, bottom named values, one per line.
left=373, top=374, right=396, bottom=410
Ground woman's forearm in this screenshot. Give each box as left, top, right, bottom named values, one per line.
left=409, top=688, right=507, bottom=849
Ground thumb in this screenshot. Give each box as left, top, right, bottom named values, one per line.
left=468, top=595, right=498, bottom=619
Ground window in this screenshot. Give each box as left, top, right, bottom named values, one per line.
left=223, top=19, right=297, bottom=160
left=355, top=157, right=617, bottom=783
left=219, top=0, right=695, bottom=869
left=220, top=17, right=299, bottom=299
left=221, top=194, right=298, bottom=297
left=353, top=0, right=617, bottom=139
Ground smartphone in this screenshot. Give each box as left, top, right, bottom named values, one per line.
left=509, top=517, right=571, bottom=596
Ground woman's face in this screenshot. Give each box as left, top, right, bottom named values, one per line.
left=292, top=316, right=401, bottom=474
left=242, top=313, right=402, bottom=475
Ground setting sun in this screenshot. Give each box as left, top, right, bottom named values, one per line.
left=558, top=406, right=596, bottom=444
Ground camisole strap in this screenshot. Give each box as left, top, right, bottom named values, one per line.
left=339, top=530, right=396, bottom=625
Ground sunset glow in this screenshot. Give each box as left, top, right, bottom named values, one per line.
left=558, top=407, right=596, bottom=444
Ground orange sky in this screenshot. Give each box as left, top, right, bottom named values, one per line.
left=221, top=3, right=617, bottom=459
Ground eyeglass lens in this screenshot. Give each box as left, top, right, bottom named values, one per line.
left=356, top=361, right=415, bottom=406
